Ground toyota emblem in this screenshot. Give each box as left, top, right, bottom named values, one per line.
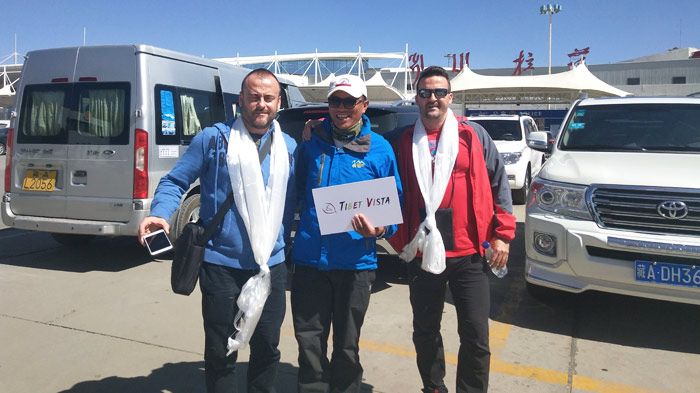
left=657, top=201, right=689, bottom=219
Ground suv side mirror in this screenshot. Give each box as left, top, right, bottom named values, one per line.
left=527, top=131, right=552, bottom=153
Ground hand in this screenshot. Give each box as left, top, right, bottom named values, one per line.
left=138, top=216, right=170, bottom=246
left=351, top=214, right=385, bottom=238
left=302, top=119, right=322, bottom=141
left=487, top=237, right=510, bottom=270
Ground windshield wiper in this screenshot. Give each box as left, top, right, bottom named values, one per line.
left=563, top=144, right=645, bottom=151
left=639, top=145, right=700, bottom=152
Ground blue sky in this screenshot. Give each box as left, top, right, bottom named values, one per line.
left=2, top=0, right=699, bottom=70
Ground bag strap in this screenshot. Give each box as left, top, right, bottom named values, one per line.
left=199, top=127, right=273, bottom=243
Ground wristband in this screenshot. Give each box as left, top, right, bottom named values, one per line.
left=376, top=226, right=387, bottom=239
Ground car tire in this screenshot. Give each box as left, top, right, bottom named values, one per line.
left=0, top=142, right=5, bottom=155
left=173, top=193, right=201, bottom=241
left=50, top=233, right=96, bottom=247
left=512, top=167, right=530, bottom=205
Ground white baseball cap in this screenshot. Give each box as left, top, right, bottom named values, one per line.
left=327, top=74, right=368, bottom=99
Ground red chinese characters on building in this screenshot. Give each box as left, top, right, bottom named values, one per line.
left=567, top=47, right=590, bottom=66
left=409, top=52, right=424, bottom=84
left=448, top=52, right=470, bottom=72
left=513, top=50, right=535, bottom=75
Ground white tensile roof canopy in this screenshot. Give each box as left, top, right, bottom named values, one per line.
left=450, top=62, right=631, bottom=104
left=279, top=71, right=405, bottom=103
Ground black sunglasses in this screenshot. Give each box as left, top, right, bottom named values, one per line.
left=417, top=88, right=450, bottom=99
left=328, top=96, right=365, bottom=109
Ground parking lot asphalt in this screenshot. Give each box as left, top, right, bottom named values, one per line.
left=1, top=155, right=699, bottom=393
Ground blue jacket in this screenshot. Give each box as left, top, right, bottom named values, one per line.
left=149, top=119, right=297, bottom=270
left=292, top=115, right=403, bottom=270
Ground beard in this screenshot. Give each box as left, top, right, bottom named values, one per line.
left=243, top=110, right=275, bottom=132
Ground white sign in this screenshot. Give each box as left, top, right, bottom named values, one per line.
left=312, top=177, right=403, bottom=236
left=158, top=145, right=179, bottom=158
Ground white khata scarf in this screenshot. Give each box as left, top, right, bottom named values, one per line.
left=225, top=117, right=289, bottom=355
left=398, top=109, right=459, bottom=274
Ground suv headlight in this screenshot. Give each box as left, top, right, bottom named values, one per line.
left=530, top=179, right=592, bottom=220
left=500, top=151, right=522, bottom=165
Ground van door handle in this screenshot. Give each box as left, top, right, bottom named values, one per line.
left=103, top=150, right=116, bottom=156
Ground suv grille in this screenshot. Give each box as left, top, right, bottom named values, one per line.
left=590, top=186, right=700, bottom=237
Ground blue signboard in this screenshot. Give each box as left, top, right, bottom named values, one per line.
left=465, top=109, right=567, bottom=132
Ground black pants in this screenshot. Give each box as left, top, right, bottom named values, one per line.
left=290, top=264, right=376, bottom=393
left=200, top=262, right=287, bottom=393
left=408, top=254, right=491, bottom=393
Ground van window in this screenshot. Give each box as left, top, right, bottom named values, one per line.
left=223, top=93, right=241, bottom=119
left=155, top=85, right=226, bottom=145
left=73, top=87, right=128, bottom=143
left=17, top=82, right=130, bottom=144
left=19, top=86, right=68, bottom=140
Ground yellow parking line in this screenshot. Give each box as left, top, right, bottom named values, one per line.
left=283, top=323, right=671, bottom=393
left=491, top=358, right=568, bottom=386
left=488, top=320, right=512, bottom=357
left=572, top=375, right=669, bottom=393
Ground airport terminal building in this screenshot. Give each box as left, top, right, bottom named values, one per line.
left=216, top=46, right=700, bottom=101
left=1, top=46, right=699, bottom=126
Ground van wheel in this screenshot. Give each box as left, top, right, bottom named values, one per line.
left=0, top=143, right=6, bottom=155
left=51, top=233, right=96, bottom=247
left=173, top=194, right=201, bottom=240
left=512, top=167, right=530, bottom=205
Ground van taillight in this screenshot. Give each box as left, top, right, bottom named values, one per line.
left=133, top=129, right=148, bottom=199
left=4, top=128, right=13, bottom=192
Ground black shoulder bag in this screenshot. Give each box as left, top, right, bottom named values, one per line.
left=171, top=133, right=273, bottom=295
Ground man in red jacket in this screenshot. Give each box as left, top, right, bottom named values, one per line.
left=390, top=66, right=516, bottom=393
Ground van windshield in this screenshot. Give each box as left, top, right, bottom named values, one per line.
left=560, top=104, right=700, bottom=152
left=17, top=82, right=130, bottom=145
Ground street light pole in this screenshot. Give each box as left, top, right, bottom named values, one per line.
left=444, top=54, right=452, bottom=68
left=540, top=4, right=562, bottom=75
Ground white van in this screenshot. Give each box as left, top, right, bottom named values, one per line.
left=1, top=44, right=303, bottom=245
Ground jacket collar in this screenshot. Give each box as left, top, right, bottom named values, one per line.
left=314, top=114, right=372, bottom=153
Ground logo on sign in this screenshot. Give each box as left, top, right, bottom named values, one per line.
left=656, top=201, right=688, bottom=219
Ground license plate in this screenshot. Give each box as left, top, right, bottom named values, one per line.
left=635, top=260, right=700, bottom=288
left=22, top=169, right=57, bottom=192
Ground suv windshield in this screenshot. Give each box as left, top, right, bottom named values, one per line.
left=470, top=120, right=521, bottom=141
left=560, top=103, right=700, bottom=152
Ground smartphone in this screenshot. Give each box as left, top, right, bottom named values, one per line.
left=143, top=229, right=173, bottom=256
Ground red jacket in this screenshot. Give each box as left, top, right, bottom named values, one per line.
left=390, top=117, right=516, bottom=258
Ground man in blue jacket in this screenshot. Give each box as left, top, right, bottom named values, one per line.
left=138, top=69, right=296, bottom=393
left=291, top=74, right=403, bottom=393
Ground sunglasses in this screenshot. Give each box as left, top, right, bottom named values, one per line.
left=328, top=96, right=365, bottom=109
left=417, top=88, right=450, bottom=99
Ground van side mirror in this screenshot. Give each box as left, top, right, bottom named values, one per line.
left=527, top=131, right=552, bottom=153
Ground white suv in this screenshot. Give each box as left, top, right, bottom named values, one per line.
left=524, top=97, right=700, bottom=305
left=469, top=115, right=545, bottom=204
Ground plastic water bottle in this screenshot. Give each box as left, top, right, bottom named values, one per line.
left=483, top=241, right=508, bottom=278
